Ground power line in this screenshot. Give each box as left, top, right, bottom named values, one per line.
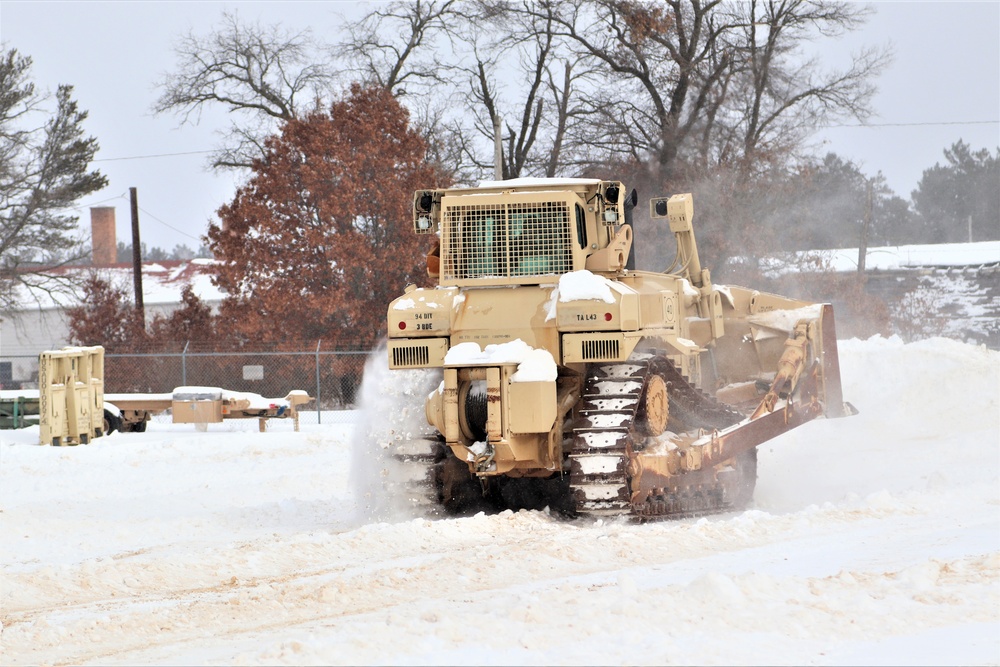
left=69, top=191, right=129, bottom=213
left=92, top=150, right=214, bottom=163
left=824, top=120, right=999, bottom=129
left=69, top=193, right=204, bottom=244
left=136, top=206, right=204, bottom=243
left=74, top=193, right=128, bottom=208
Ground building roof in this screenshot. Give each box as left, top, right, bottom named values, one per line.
left=9, top=259, right=225, bottom=312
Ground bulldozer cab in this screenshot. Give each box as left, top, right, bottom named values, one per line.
left=414, top=178, right=633, bottom=286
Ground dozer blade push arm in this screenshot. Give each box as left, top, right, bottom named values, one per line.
left=708, top=304, right=855, bottom=467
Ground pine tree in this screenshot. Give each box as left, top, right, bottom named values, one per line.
left=912, top=141, right=999, bottom=244
left=0, top=49, right=108, bottom=316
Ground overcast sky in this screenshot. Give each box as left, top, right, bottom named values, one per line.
left=2, top=1, right=998, bottom=252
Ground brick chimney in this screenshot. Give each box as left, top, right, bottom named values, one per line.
left=90, top=207, right=116, bottom=265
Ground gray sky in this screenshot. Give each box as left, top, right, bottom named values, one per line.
left=2, top=1, right=998, bottom=252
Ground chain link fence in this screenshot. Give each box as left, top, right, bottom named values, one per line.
left=1, top=343, right=376, bottom=426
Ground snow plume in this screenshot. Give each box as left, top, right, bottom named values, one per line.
left=349, top=340, right=442, bottom=523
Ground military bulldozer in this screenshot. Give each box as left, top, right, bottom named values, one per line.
left=385, top=178, right=853, bottom=519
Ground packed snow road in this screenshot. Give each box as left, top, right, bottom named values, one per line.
left=1, top=336, right=997, bottom=665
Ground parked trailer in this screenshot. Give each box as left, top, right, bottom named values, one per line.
left=3, top=388, right=313, bottom=438
left=8, top=346, right=314, bottom=444
left=105, top=388, right=313, bottom=433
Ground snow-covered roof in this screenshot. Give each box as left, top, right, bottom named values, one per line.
left=8, top=259, right=225, bottom=311
left=831, top=241, right=999, bottom=270
left=477, top=177, right=603, bottom=188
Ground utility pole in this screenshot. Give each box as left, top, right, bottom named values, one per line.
left=493, top=115, right=503, bottom=181
left=857, top=179, right=872, bottom=275
left=129, top=187, right=145, bottom=328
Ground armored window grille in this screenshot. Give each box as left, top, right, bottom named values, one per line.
left=441, top=201, right=572, bottom=281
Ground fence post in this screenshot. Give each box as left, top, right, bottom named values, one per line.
left=315, top=340, right=322, bottom=425
left=181, top=340, right=190, bottom=386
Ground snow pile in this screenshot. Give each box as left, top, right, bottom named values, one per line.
left=444, top=339, right=557, bottom=382
left=557, top=269, right=617, bottom=304
left=392, top=289, right=449, bottom=311
left=747, top=303, right=825, bottom=332
left=478, top=177, right=601, bottom=189
left=1, top=336, right=997, bottom=666
left=544, top=270, right=618, bottom=320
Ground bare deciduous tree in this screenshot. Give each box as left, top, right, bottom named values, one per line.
left=152, top=1, right=889, bottom=192
left=153, top=11, right=337, bottom=170
left=460, top=1, right=595, bottom=179
left=716, top=1, right=890, bottom=174
left=335, top=0, right=462, bottom=94
left=512, top=0, right=888, bottom=182
left=513, top=0, right=732, bottom=179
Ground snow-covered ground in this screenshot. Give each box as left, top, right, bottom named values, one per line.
left=1, top=336, right=997, bottom=666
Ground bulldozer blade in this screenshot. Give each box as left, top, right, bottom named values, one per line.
left=819, top=303, right=856, bottom=419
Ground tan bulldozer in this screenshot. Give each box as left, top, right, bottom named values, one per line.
left=385, top=178, right=853, bottom=519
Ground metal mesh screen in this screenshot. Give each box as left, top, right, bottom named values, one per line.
left=442, top=200, right=572, bottom=281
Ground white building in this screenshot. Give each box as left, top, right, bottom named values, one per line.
left=1, top=259, right=223, bottom=389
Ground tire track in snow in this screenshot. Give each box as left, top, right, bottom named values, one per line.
left=4, top=490, right=991, bottom=666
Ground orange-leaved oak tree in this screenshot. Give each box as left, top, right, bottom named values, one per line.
left=68, top=277, right=217, bottom=352
left=208, top=84, right=447, bottom=347
left=66, top=275, right=148, bottom=352
left=68, top=277, right=222, bottom=393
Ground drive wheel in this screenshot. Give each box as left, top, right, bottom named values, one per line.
left=638, top=373, right=669, bottom=437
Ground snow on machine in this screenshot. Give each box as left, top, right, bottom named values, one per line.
left=385, top=178, right=854, bottom=519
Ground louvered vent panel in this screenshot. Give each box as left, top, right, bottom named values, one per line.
left=582, top=339, right=620, bottom=361
left=392, top=345, right=430, bottom=368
